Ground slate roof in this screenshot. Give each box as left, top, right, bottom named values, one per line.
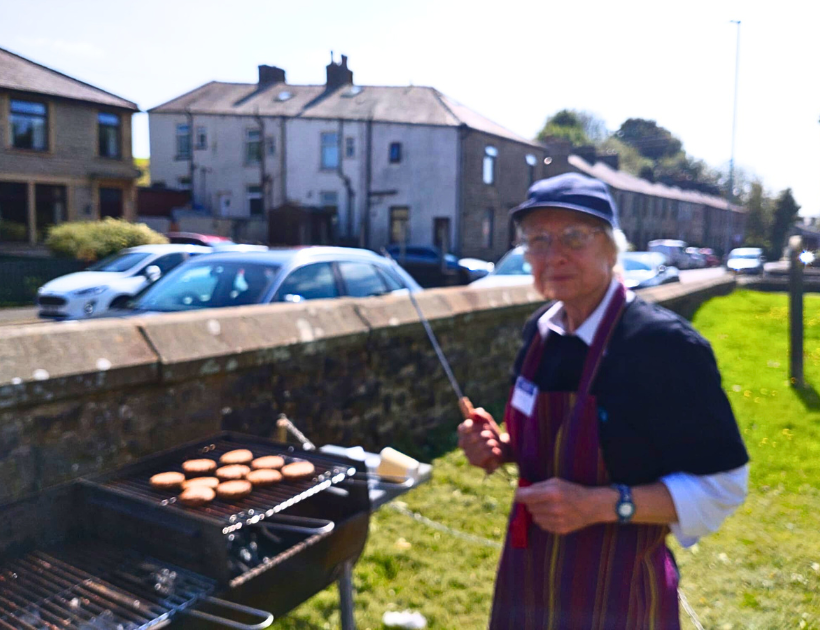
left=569, top=155, right=745, bottom=213
left=150, top=80, right=541, bottom=147
left=0, top=46, right=138, bottom=111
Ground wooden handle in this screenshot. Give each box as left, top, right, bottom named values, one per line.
left=458, top=396, right=474, bottom=420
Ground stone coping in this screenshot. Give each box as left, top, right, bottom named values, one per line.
left=0, top=277, right=734, bottom=409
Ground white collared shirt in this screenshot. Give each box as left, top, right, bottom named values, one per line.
left=536, top=278, right=749, bottom=547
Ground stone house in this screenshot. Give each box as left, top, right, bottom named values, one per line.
left=0, top=46, right=139, bottom=247
left=148, top=56, right=547, bottom=259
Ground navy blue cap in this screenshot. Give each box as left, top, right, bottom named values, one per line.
left=510, top=172, right=619, bottom=228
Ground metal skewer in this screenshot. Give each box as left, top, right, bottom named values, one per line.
left=382, top=249, right=473, bottom=418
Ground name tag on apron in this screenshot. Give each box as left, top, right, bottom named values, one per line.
left=511, top=376, right=539, bottom=417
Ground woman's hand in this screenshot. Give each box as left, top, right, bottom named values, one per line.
left=457, top=407, right=510, bottom=473
left=514, top=478, right=613, bottom=535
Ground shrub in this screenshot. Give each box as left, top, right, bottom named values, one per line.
left=45, top=218, right=168, bottom=262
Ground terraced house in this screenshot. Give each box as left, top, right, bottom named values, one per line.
left=0, top=46, right=139, bottom=248
left=148, top=55, right=547, bottom=260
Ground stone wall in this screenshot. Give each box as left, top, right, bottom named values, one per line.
left=0, top=277, right=734, bottom=504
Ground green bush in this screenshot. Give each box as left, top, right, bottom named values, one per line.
left=45, top=218, right=168, bottom=262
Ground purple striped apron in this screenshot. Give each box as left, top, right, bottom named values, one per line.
left=489, top=283, right=680, bottom=630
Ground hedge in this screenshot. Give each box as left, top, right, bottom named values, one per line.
left=45, top=218, right=168, bottom=262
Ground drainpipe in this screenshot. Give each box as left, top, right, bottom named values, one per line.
left=280, top=117, right=287, bottom=204
left=362, top=118, right=373, bottom=249
left=337, top=119, right=355, bottom=244
left=255, top=111, right=268, bottom=212
left=186, top=109, right=195, bottom=207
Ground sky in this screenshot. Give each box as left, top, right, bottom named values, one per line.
left=3, top=0, right=819, bottom=216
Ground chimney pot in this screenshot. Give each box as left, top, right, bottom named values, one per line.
left=325, top=55, right=353, bottom=91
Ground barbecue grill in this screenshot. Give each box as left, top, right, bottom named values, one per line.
left=0, top=431, right=393, bottom=629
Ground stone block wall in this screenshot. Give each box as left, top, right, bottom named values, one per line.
left=0, top=276, right=735, bottom=504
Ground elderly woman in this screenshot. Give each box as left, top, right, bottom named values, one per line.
left=458, top=173, right=749, bottom=629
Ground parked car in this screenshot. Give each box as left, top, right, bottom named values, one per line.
left=103, top=246, right=422, bottom=316
left=620, top=252, right=681, bottom=289
left=726, top=247, right=766, bottom=275
left=648, top=239, right=690, bottom=269
left=167, top=232, right=234, bottom=247
left=385, top=245, right=492, bottom=287
left=35, top=244, right=211, bottom=319
left=471, top=247, right=680, bottom=291
left=470, top=246, right=534, bottom=288
left=699, top=248, right=721, bottom=267
left=684, top=247, right=707, bottom=269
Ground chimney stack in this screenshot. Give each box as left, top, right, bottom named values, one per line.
left=326, top=54, right=353, bottom=91
left=258, top=65, right=286, bottom=86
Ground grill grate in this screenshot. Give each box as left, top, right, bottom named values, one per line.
left=0, top=542, right=214, bottom=630
left=89, top=435, right=357, bottom=533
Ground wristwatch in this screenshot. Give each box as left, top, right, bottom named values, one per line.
left=612, top=484, right=635, bottom=524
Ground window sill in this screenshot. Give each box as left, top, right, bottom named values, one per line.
left=98, top=155, right=123, bottom=161
left=7, top=147, right=52, bottom=156
left=174, top=155, right=192, bottom=161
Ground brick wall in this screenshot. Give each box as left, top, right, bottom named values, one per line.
left=459, top=131, right=547, bottom=261
left=0, top=277, right=735, bottom=505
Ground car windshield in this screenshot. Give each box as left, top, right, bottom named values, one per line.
left=493, top=251, right=532, bottom=276
left=730, top=252, right=761, bottom=259
left=133, top=261, right=280, bottom=312
left=87, top=252, right=151, bottom=272
left=621, top=257, right=653, bottom=272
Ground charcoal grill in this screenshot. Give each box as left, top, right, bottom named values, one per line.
left=80, top=433, right=363, bottom=587
left=0, top=432, right=382, bottom=629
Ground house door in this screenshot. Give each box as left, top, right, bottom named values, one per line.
left=99, top=187, right=123, bottom=218
left=433, top=218, right=451, bottom=254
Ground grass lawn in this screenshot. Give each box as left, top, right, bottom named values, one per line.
left=276, top=290, right=820, bottom=629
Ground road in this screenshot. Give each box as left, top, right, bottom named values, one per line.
left=678, top=267, right=728, bottom=284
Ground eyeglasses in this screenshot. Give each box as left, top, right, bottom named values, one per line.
left=518, top=225, right=604, bottom=255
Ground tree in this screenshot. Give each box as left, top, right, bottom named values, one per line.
left=769, top=188, right=801, bottom=259
left=599, top=136, right=653, bottom=176
left=537, top=109, right=607, bottom=147
left=615, top=118, right=683, bottom=161
left=742, top=180, right=773, bottom=249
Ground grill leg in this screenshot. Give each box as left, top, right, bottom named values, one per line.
left=338, top=560, right=357, bottom=630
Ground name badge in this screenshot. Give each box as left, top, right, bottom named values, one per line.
left=511, top=376, right=539, bottom=417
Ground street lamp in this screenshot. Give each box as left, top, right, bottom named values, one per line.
left=726, top=19, right=741, bottom=256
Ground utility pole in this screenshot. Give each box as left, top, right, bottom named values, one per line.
left=728, top=20, right=741, bottom=203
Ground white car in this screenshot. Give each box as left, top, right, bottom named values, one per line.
left=36, top=244, right=211, bottom=319
left=470, top=247, right=534, bottom=288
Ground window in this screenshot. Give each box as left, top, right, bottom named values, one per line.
left=339, top=262, right=389, bottom=297
left=11, top=100, right=48, bottom=151
left=246, top=129, right=261, bottom=163
left=321, top=132, right=339, bottom=170
left=195, top=126, right=207, bottom=150
left=247, top=185, right=263, bottom=216
left=150, top=253, right=186, bottom=275
left=276, top=263, right=339, bottom=301
left=482, top=209, right=494, bottom=248
left=176, top=124, right=191, bottom=158
left=375, top=267, right=404, bottom=291
left=345, top=137, right=355, bottom=158
left=525, top=154, right=537, bottom=185
left=35, top=184, right=67, bottom=243
left=389, top=206, right=410, bottom=244
left=88, top=252, right=151, bottom=272
left=483, top=146, right=497, bottom=185
left=389, top=142, right=402, bottom=164
left=98, top=112, right=121, bottom=158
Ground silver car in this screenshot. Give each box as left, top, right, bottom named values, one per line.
left=106, top=246, right=422, bottom=315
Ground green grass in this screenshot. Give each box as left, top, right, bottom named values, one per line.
left=276, top=290, right=820, bottom=629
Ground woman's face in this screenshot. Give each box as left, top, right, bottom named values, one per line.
left=520, top=208, right=615, bottom=305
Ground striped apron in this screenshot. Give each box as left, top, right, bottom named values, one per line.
left=489, top=283, right=680, bottom=630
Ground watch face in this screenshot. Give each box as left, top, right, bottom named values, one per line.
left=618, top=503, right=635, bottom=518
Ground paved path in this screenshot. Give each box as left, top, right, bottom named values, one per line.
left=0, top=306, right=39, bottom=327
